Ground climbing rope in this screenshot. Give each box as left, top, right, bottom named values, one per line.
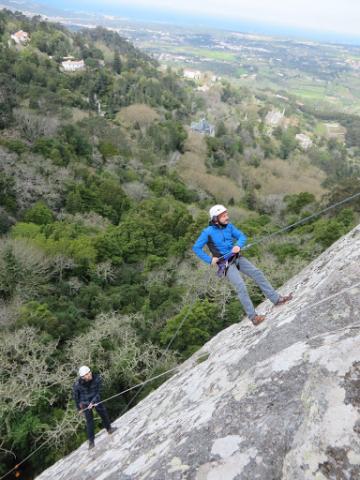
left=295, top=281, right=360, bottom=314
left=0, top=438, right=52, bottom=480
left=217, top=190, right=360, bottom=260
left=118, top=266, right=214, bottom=415
left=1, top=279, right=360, bottom=480
left=79, top=366, right=180, bottom=412
left=244, top=190, right=360, bottom=250
left=0, top=269, right=213, bottom=480
left=1, top=190, right=360, bottom=480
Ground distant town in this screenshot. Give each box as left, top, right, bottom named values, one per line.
left=1, top=0, right=360, bottom=114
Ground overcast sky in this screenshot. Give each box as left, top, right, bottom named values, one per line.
left=82, top=0, right=360, bottom=37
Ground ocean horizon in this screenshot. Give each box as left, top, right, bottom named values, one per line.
left=12, top=0, right=360, bottom=46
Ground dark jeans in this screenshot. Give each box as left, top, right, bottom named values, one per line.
left=83, top=403, right=111, bottom=442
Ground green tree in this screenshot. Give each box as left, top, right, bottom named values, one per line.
left=113, top=50, right=122, bottom=74
left=279, top=130, right=297, bottom=159
left=325, top=177, right=360, bottom=212
left=65, top=176, right=130, bottom=223
left=0, top=245, right=21, bottom=299
left=284, top=192, right=316, bottom=215
left=98, top=141, right=119, bottom=159
left=23, top=201, right=54, bottom=225
left=32, top=138, right=73, bottom=166
left=17, top=301, right=58, bottom=331
left=96, top=197, right=192, bottom=263
left=150, top=174, right=198, bottom=203
left=0, top=73, right=17, bottom=129
left=61, top=125, right=92, bottom=159
left=313, top=219, right=345, bottom=248
left=160, top=300, right=221, bottom=358
left=0, top=174, right=17, bottom=213
left=216, top=120, right=227, bottom=137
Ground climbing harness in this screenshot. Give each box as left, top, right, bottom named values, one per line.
left=2, top=280, right=360, bottom=480
left=78, top=366, right=180, bottom=413
left=2, top=190, right=360, bottom=480
left=216, top=252, right=237, bottom=278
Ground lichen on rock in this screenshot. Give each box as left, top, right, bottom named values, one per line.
left=36, top=225, right=360, bottom=480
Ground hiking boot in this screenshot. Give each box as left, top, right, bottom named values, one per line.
left=251, top=314, right=266, bottom=326
left=107, top=426, right=117, bottom=435
left=88, top=440, right=95, bottom=450
left=275, top=293, right=293, bottom=306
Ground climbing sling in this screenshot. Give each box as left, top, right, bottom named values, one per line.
left=216, top=252, right=239, bottom=278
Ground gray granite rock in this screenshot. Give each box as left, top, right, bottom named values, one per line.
left=36, top=225, right=360, bottom=480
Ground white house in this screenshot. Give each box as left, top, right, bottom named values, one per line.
left=61, top=60, right=85, bottom=72
left=197, top=85, right=210, bottom=92
left=296, top=133, right=313, bottom=150
left=183, top=69, right=201, bottom=81
left=265, top=109, right=285, bottom=127
left=11, top=30, right=30, bottom=45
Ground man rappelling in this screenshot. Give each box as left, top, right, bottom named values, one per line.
left=192, top=204, right=292, bottom=325
left=73, top=366, right=117, bottom=450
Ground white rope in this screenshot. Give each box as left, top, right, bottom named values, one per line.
left=295, top=281, right=360, bottom=314
left=118, top=266, right=213, bottom=414
left=2, top=279, right=360, bottom=480
left=217, top=190, right=360, bottom=260
left=80, top=365, right=180, bottom=412
left=2, top=191, right=360, bottom=479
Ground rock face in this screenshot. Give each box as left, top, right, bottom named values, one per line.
left=36, top=225, right=360, bottom=480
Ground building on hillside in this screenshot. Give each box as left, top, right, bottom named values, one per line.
left=346, top=58, right=360, bottom=70
left=183, top=69, right=201, bottom=81
left=11, top=30, right=30, bottom=45
left=275, top=94, right=289, bottom=101
left=265, top=109, right=285, bottom=127
left=61, top=59, right=85, bottom=72
left=191, top=118, right=215, bottom=136
left=324, top=122, right=346, bottom=143
left=197, top=85, right=210, bottom=92
left=296, top=133, right=313, bottom=150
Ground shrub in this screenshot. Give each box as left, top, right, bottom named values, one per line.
left=16, top=301, right=58, bottom=331
left=269, top=243, right=301, bottom=262
left=150, top=174, right=198, bottom=203
left=96, top=197, right=192, bottom=263
left=23, top=201, right=54, bottom=225
left=60, top=125, right=92, bottom=159
left=0, top=238, right=51, bottom=300
left=32, top=137, right=73, bottom=166
left=12, top=221, right=98, bottom=266
left=0, top=138, right=28, bottom=154
left=284, top=192, right=316, bottom=215
left=0, top=174, right=18, bottom=213
left=65, top=176, right=130, bottom=224
left=98, top=141, right=120, bottom=159
left=160, top=300, right=221, bottom=358
left=313, top=219, right=345, bottom=248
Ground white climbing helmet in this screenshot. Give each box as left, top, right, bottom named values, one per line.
left=79, top=365, right=91, bottom=377
left=209, top=204, right=227, bottom=220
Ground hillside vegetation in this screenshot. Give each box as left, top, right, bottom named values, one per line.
left=0, top=9, right=360, bottom=478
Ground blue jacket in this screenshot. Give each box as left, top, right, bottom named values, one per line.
left=73, top=373, right=102, bottom=410
left=192, top=222, right=247, bottom=265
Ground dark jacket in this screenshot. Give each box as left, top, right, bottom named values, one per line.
left=73, top=373, right=102, bottom=410
left=192, top=222, right=247, bottom=264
